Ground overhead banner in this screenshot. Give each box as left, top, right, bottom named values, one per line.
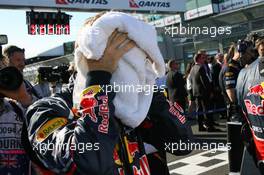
left=0, top=0, right=186, bottom=13
left=149, top=15, right=181, bottom=27
left=249, top=0, right=264, bottom=4
left=185, top=4, right=217, bottom=20
left=219, top=0, right=249, bottom=12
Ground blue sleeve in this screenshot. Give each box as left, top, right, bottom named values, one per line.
left=26, top=71, right=120, bottom=174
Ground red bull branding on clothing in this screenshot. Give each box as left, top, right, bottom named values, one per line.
left=245, top=99, right=264, bottom=116
left=247, top=83, right=264, bottom=97
left=115, top=139, right=150, bottom=175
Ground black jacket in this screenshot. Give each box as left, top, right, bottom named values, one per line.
left=166, top=70, right=187, bottom=102
left=212, top=63, right=222, bottom=90
left=219, top=59, right=242, bottom=102
left=189, top=64, right=212, bottom=98
left=25, top=71, right=192, bottom=175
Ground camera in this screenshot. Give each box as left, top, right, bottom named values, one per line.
left=38, top=65, right=71, bottom=84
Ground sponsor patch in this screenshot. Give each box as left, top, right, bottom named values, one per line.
left=172, top=101, right=184, bottom=113
left=80, top=95, right=110, bottom=134
left=56, top=0, right=108, bottom=5
left=226, top=80, right=236, bottom=85
left=129, top=0, right=170, bottom=8
left=82, top=85, right=102, bottom=97
left=36, top=118, right=67, bottom=142
left=117, top=154, right=150, bottom=175
left=244, top=99, right=264, bottom=116
left=98, top=95, right=109, bottom=134
left=113, top=145, right=122, bottom=166
left=225, top=72, right=234, bottom=77
left=168, top=101, right=186, bottom=124
left=228, top=63, right=238, bottom=69
left=247, top=82, right=264, bottom=98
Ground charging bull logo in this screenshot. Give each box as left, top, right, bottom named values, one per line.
left=80, top=96, right=98, bottom=122
left=80, top=85, right=101, bottom=122
left=113, top=142, right=140, bottom=166
left=113, top=149, right=122, bottom=166
left=115, top=137, right=150, bottom=175
left=128, top=142, right=139, bottom=158
left=247, top=82, right=264, bottom=98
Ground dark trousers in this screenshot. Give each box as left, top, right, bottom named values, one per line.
left=147, top=151, right=170, bottom=175
left=259, top=163, right=264, bottom=175
left=175, top=98, right=186, bottom=112
left=195, top=97, right=214, bottom=128
left=227, top=122, right=244, bottom=172
left=214, top=91, right=226, bottom=117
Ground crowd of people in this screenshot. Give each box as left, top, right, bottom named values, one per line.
left=0, top=11, right=264, bottom=175
left=161, top=34, right=264, bottom=174
left=160, top=51, right=226, bottom=132
left=161, top=38, right=261, bottom=133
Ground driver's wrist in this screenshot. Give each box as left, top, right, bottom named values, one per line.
left=86, top=71, right=112, bottom=86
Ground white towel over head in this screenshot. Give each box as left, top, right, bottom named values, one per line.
left=73, top=11, right=165, bottom=128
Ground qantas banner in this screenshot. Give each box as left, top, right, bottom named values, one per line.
left=0, top=0, right=186, bottom=13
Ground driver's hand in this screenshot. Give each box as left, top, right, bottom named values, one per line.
left=85, top=29, right=136, bottom=73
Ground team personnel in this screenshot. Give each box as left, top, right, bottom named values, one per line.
left=166, top=59, right=188, bottom=110
left=220, top=39, right=256, bottom=173
left=257, top=39, right=264, bottom=58
left=219, top=43, right=242, bottom=122
left=237, top=39, right=264, bottom=174
left=3, top=46, right=42, bottom=101
left=189, top=53, right=216, bottom=132
left=219, top=43, right=242, bottom=173
left=211, top=54, right=225, bottom=119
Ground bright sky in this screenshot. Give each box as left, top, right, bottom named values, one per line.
left=0, top=9, right=96, bottom=58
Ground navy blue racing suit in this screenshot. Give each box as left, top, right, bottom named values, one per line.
left=237, top=58, right=264, bottom=171
left=25, top=71, right=192, bottom=175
